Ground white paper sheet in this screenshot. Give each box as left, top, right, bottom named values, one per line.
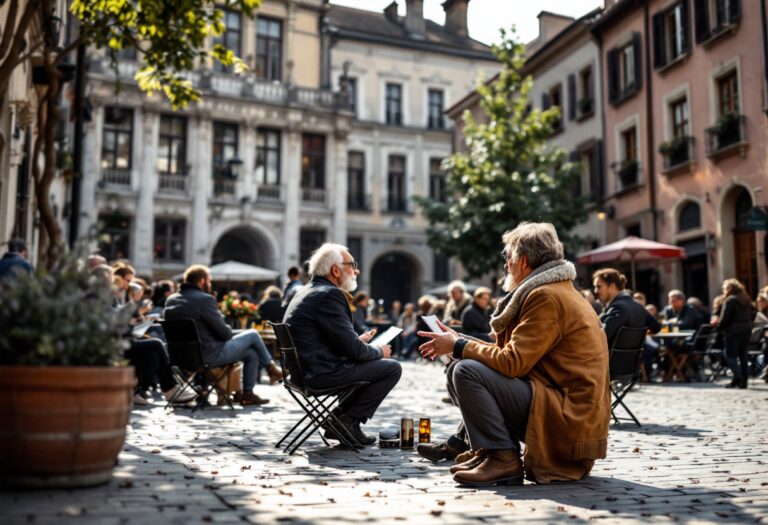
left=419, top=315, right=451, bottom=364
left=369, top=326, right=403, bottom=348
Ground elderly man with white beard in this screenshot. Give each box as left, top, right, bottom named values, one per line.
left=283, top=243, right=402, bottom=446
left=417, top=223, right=610, bottom=487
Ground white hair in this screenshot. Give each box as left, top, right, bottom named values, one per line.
left=448, top=280, right=466, bottom=293
left=308, top=243, right=348, bottom=278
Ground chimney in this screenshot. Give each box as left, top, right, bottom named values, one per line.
left=405, top=0, right=426, bottom=38
left=442, top=0, right=469, bottom=38
left=383, top=1, right=399, bottom=24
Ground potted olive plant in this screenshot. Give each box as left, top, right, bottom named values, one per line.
left=0, top=247, right=134, bottom=488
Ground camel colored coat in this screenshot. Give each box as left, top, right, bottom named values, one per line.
left=462, top=280, right=610, bottom=484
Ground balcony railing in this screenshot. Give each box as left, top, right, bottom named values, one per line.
left=91, top=57, right=348, bottom=111
left=660, top=136, right=695, bottom=173
left=158, top=173, right=188, bottom=193
left=610, top=160, right=640, bottom=191
left=213, top=177, right=237, bottom=197
left=256, top=184, right=282, bottom=202
left=705, top=114, right=747, bottom=158
left=301, top=187, right=327, bottom=205
left=100, top=168, right=131, bottom=187
left=347, top=193, right=371, bottom=211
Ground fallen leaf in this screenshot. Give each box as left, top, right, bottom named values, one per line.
left=430, top=510, right=443, bottom=517
left=150, top=449, right=161, bottom=454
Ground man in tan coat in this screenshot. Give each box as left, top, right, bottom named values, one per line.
left=419, top=222, right=610, bottom=486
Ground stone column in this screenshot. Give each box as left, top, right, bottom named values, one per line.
left=78, top=105, right=102, bottom=238
left=241, top=122, right=256, bottom=212
left=133, top=109, right=159, bottom=274
left=191, top=116, right=212, bottom=263
left=281, top=129, right=301, bottom=271
left=330, top=130, right=348, bottom=243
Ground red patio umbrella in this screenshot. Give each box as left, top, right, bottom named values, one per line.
left=576, top=236, right=686, bottom=291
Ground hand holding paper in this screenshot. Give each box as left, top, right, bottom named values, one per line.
left=417, top=316, right=459, bottom=363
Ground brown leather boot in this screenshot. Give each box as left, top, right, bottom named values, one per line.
left=267, top=362, right=284, bottom=384
left=450, top=449, right=487, bottom=474
left=452, top=449, right=524, bottom=487
left=236, top=391, right=270, bottom=406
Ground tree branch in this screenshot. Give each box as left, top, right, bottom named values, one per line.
left=0, top=0, right=42, bottom=86
left=0, top=0, right=21, bottom=61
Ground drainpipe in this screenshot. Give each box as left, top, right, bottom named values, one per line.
left=68, top=42, right=87, bottom=247
left=761, top=0, right=768, bottom=113
left=643, top=0, right=658, bottom=241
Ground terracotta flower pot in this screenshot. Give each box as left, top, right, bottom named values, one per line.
left=0, top=366, right=134, bottom=488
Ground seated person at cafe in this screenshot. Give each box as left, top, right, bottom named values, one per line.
left=164, top=265, right=283, bottom=406
left=460, top=287, right=493, bottom=342
left=259, top=285, right=284, bottom=324
left=663, top=290, right=700, bottom=331
left=443, top=281, right=472, bottom=326
left=283, top=243, right=402, bottom=446
left=593, top=268, right=661, bottom=348
left=351, top=291, right=371, bottom=334
left=418, top=222, right=610, bottom=486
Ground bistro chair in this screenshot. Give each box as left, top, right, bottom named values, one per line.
left=684, top=324, right=715, bottom=381
left=269, top=322, right=370, bottom=455
left=160, top=319, right=237, bottom=412
left=609, top=326, right=648, bottom=427
left=746, top=325, right=767, bottom=379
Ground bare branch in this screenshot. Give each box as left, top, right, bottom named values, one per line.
left=0, top=0, right=42, bottom=83
left=0, top=0, right=21, bottom=60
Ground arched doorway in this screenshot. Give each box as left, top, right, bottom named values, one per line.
left=370, top=252, right=420, bottom=309
left=731, top=188, right=758, bottom=297
left=212, top=226, right=272, bottom=268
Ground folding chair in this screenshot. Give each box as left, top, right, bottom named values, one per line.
left=746, top=325, right=766, bottom=379
left=269, top=322, right=370, bottom=455
left=609, top=326, right=648, bottom=427
left=685, top=324, right=715, bottom=381
left=160, top=319, right=237, bottom=411
left=706, top=332, right=729, bottom=382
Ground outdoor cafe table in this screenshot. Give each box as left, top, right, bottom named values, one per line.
left=652, top=330, right=696, bottom=382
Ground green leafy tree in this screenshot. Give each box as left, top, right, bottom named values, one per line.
left=415, top=31, right=589, bottom=280
left=0, top=0, right=260, bottom=267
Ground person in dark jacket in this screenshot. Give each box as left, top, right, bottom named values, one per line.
left=716, top=278, right=755, bottom=389
left=283, top=243, right=402, bottom=446
left=593, top=268, right=661, bottom=349
left=259, top=285, right=284, bottom=324
left=0, top=238, right=33, bottom=280
left=281, top=266, right=303, bottom=309
left=461, top=287, right=493, bottom=342
left=164, top=265, right=283, bottom=405
left=351, top=291, right=371, bottom=334
left=662, top=290, right=701, bottom=331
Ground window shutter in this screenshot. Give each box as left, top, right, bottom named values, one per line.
left=607, top=49, right=619, bottom=104
left=591, top=140, right=604, bottom=201
left=694, top=0, right=710, bottom=43
left=728, top=0, right=741, bottom=24
left=632, top=32, right=643, bottom=91
left=680, top=0, right=691, bottom=54
left=567, top=74, right=577, bottom=120
left=569, top=150, right=581, bottom=198
left=652, top=12, right=666, bottom=69
left=541, top=92, right=551, bottom=110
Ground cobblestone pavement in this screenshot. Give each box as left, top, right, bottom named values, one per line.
left=3, top=361, right=768, bottom=524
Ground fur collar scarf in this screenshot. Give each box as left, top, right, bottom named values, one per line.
left=490, top=259, right=576, bottom=334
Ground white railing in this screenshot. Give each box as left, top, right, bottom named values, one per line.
left=256, top=184, right=282, bottom=202
left=158, top=173, right=188, bottom=193
left=100, top=168, right=131, bottom=187
left=301, top=187, right=326, bottom=205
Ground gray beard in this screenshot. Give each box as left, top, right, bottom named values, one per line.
left=341, top=276, right=358, bottom=293
left=502, top=273, right=516, bottom=293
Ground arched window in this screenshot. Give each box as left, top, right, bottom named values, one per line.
left=734, top=187, right=752, bottom=230
left=678, top=201, right=701, bottom=232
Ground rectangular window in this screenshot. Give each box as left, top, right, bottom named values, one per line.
left=385, top=83, right=402, bottom=125
left=212, top=122, right=239, bottom=178
left=157, top=115, right=187, bottom=175
left=301, top=134, right=325, bottom=189
left=256, top=16, right=282, bottom=81
left=387, top=155, right=407, bottom=211
left=429, top=157, right=446, bottom=203
left=717, top=70, right=739, bottom=116
left=213, top=10, right=242, bottom=73
left=433, top=253, right=449, bottom=282
left=98, top=214, right=131, bottom=260
left=347, top=77, right=357, bottom=113
left=427, top=89, right=444, bottom=129
left=347, top=151, right=366, bottom=210
left=255, top=128, right=281, bottom=185
left=621, top=44, right=635, bottom=90
left=695, top=0, right=741, bottom=43
left=654, top=2, right=690, bottom=69
left=154, top=219, right=186, bottom=262
left=299, top=228, right=325, bottom=272
left=101, top=106, right=133, bottom=170
left=607, top=34, right=642, bottom=105
left=549, top=84, right=563, bottom=131
left=671, top=97, right=689, bottom=137
left=622, top=127, right=637, bottom=161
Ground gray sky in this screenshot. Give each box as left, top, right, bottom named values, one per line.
left=330, top=1, right=603, bottom=45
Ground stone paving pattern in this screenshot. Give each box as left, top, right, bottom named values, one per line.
left=2, top=361, right=768, bottom=524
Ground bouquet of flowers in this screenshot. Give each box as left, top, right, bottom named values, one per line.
left=219, top=293, right=261, bottom=326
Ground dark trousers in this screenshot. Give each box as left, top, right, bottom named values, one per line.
left=306, top=359, right=402, bottom=423
left=126, top=338, right=175, bottom=392
left=725, top=330, right=751, bottom=381
left=447, top=359, right=531, bottom=453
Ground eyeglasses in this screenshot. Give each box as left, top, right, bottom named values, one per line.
left=501, top=252, right=512, bottom=263
left=340, top=261, right=358, bottom=270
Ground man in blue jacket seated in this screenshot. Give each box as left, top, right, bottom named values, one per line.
left=283, top=243, right=402, bottom=446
